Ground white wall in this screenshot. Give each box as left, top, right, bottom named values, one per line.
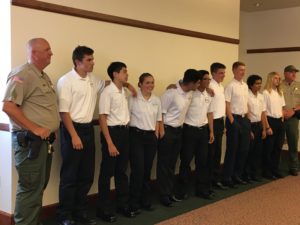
left=0, top=0, right=12, bottom=214
left=239, top=7, right=300, bottom=77
left=2, top=0, right=240, bottom=213
left=239, top=7, right=300, bottom=151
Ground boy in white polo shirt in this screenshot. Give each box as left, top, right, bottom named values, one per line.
left=57, top=46, right=104, bottom=225
left=222, top=61, right=251, bottom=188
left=178, top=70, right=214, bottom=200
left=244, top=74, right=266, bottom=182
left=208, top=62, right=227, bottom=190
left=157, top=69, right=201, bottom=207
left=97, top=62, right=135, bottom=222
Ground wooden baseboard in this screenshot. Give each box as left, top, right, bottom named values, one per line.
left=0, top=210, right=13, bottom=225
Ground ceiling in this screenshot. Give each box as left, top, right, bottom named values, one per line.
left=241, top=0, right=300, bottom=12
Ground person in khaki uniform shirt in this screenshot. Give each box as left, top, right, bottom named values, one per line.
left=282, top=65, right=300, bottom=176
left=2, top=38, right=59, bottom=225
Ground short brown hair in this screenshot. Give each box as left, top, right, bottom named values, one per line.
left=232, top=61, right=245, bottom=70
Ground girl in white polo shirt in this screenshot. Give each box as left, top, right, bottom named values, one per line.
left=128, top=73, right=162, bottom=212
left=262, top=72, right=285, bottom=179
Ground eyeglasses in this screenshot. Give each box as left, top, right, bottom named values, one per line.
left=202, top=78, right=211, bottom=81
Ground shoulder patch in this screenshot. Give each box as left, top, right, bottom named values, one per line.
left=12, top=76, right=24, bottom=84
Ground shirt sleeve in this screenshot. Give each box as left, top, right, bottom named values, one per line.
left=3, top=75, right=25, bottom=106
left=99, top=88, right=111, bottom=115
left=224, top=83, right=233, bottom=102
left=281, top=94, right=286, bottom=107
left=263, top=90, right=269, bottom=109
left=261, top=95, right=267, bottom=112
left=128, top=96, right=134, bottom=112
left=97, top=79, right=106, bottom=94
left=208, top=97, right=214, bottom=113
left=160, top=90, right=174, bottom=114
left=56, top=76, right=72, bottom=112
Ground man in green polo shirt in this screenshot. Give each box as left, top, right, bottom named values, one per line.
left=282, top=65, right=300, bottom=176
left=2, top=38, right=59, bottom=225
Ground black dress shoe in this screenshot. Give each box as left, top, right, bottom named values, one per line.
left=272, top=172, right=284, bottom=179
left=262, top=172, right=276, bottom=180
left=213, top=182, right=228, bottom=190
left=209, top=189, right=216, bottom=195
left=58, top=219, right=76, bottom=225
left=73, top=213, right=97, bottom=225
left=249, top=175, right=262, bottom=182
left=196, top=191, right=214, bottom=200
left=96, top=211, right=116, bottom=223
left=169, top=194, right=182, bottom=202
left=221, top=180, right=237, bottom=188
left=141, top=203, right=155, bottom=211
left=242, top=175, right=252, bottom=183
left=181, top=193, right=189, bottom=200
left=289, top=169, right=298, bottom=176
left=232, top=176, right=247, bottom=185
left=117, top=207, right=136, bottom=218
left=160, top=196, right=173, bottom=207
left=131, top=206, right=142, bottom=215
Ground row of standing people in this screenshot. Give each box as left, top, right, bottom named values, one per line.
left=3, top=38, right=300, bottom=225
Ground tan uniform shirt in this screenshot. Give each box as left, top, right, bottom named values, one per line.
left=3, top=63, right=60, bottom=132
left=281, top=79, right=300, bottom=109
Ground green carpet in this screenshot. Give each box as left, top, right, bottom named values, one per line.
left=42, top=155, right=291, bottom=225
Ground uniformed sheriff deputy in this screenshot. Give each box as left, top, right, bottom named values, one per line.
left=282, top=65, right=300, bottom=176
left=2, top=38, right=60, bottom=225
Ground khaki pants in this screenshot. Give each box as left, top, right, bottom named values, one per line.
left=12, top=134, right=52, bottom=225
left=284, top=117, right=299, bottom=170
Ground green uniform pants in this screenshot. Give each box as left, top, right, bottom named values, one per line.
left=12, top=134, right=52, bottom=225
left=284, top=117, right=299, bottom=170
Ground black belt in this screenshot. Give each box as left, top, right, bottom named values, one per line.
left=183, top=123, right=208, bottom=130
left=164, top=124, right=182, bottom=130
left=130, top=127, right=155, bottom=134
left=214, top=117, right=224, bottom=122
left=72, top=121, right=92, bottom=128
left=109, top=125, right=129, bottom=129
left=12, top=130, right=55, bottom=143
left=251, top=121, right=261, bottom=125
left=232, top=114, right=246, bottom=118
left=267, top=116, right=282, bottom=121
